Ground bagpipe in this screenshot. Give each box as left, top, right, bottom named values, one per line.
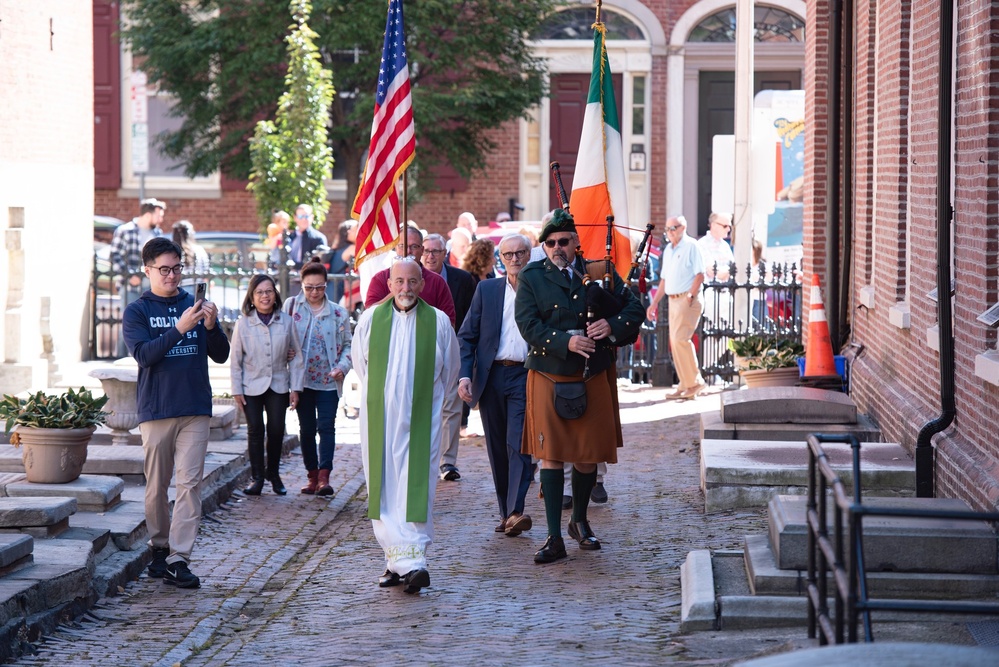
left=550, top=162, right=650, bottom=375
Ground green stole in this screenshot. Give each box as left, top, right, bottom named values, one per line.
left=366, top=298, right=437, bottom=522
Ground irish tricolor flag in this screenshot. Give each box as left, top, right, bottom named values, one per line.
left=569, top=23, right=632, bottom=279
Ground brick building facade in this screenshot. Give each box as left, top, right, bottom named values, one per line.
left=93, top=0, right=807, bottom=242
left=805, top=0, right=999, bottom=509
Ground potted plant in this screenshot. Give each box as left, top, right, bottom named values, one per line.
left=729, top=336, right=805, bottom=388
left=0, top=387, right=109, bottom=483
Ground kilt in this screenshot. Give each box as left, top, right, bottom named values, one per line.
left=521, top=366, right=622, bottom=464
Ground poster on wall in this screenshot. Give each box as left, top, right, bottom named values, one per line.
left=753, top=90, right=804, bottom=266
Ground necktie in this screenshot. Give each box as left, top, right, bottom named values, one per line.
left=562, top=268, right=570, bottom=284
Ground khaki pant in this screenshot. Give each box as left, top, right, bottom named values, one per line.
left=668, top=295, right=705, bottom=391
left=438, top=379, right=462, bottom=468
left=141, top=415, right=210, bottom=564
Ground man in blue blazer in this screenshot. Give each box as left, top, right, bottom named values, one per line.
left=457, top=233, right=534, bottom=536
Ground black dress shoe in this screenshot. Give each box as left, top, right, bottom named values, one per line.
left=567, top=520, right=601, bottom=551
left=378, top=569, right=402, bottom=588
left=403, top=568, right=430, bottom=594
left=590, top=482, right=608, bottom=504
left=533, top=536, right=568, bottom=564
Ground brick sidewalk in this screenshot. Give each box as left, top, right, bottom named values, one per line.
left=14, top=385, right=815, bottom=666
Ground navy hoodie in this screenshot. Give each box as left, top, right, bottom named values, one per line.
left=122, top=287, right=231, bottom=423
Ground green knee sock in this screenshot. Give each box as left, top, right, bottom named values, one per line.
left=571, top=467, right=597, bottom=523
left=539, top=468, right=565, bottom=538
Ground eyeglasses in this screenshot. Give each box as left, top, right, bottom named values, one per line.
left=666, top=225, right=682, bottom=233
left=501, top=249, right=528, bottom=261
left=403, top=243, right=423, bottom=252
left=148, top=263, right=184, bottom=276
left=424, top=249, right=445, bottom=256
left=713, top=222, right=733, bottom=230
left=253, top=289, right=275, bottom=297
left=543, top=238, right=572, bottom=248
left=302, top=285, right=326, bottom=292
left=296, top=214, right=310, bottom=220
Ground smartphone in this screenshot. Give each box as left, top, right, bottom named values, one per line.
left=195, top=282, right=207, bottom=303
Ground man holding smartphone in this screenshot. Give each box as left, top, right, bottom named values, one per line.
left=122, top=237, right=230, bottom=589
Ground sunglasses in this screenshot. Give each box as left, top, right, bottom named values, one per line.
left=543, top=238, right=572, bottom=248
left=666, top=225, right=682, bottom=232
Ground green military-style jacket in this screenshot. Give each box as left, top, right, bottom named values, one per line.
left=514, top=255, right=645, bottom=377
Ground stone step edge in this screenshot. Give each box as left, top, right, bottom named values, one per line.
left=680, top=548, right=999, bottom=632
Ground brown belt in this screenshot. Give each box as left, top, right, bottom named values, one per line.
left=668, top=293, right=689, bottom=299
left=493, top=359, right=524, bottom=367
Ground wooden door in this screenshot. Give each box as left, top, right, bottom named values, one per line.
left=548, top=73, right=623, bottom=211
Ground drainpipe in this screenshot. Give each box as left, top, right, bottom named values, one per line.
left=838, top=0, right=855, bottom=350
left=914, top=0, right=956, bottom=498
left=824, top=0, right=842, bottom=345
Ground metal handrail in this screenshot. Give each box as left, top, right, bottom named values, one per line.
left=805, top=433, right=999, bottom=645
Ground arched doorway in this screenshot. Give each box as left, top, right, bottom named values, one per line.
left=668, top=1, right=806, bottom=236
left=524, top=3, right=665, bottom=225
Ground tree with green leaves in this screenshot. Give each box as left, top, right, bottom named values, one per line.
left=120, top=0, right=555, bottom=209
left=247, top=0, right=334, bottom=227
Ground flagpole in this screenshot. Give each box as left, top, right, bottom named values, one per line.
left=402, top=170, right=409, bottom=232
left=595, top=0, right=602, bottom=24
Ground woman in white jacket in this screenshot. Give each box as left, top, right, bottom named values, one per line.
left=284, top=259, right=353, bottom=496
left=230, top=274, right=304, bottom=495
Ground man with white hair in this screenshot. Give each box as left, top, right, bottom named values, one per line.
left=447, top=226, right=473, bottom=269
left=456, top=211, right=478, bottom=237
left=352, top=258, right=460, bottom=594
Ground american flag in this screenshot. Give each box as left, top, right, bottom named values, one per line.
left=351, top=0, right=416, bottom=267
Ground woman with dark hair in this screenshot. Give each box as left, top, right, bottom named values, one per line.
left=462, top=238, right=496, bottom=282
left=171, top=220, right=210, bottom=287
left=230, top=274, right=303, bottom=495
left=283, top=258, right=353, bottom=496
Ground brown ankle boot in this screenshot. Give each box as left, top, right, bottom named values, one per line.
left=316, top=469, right=334, bottom=497
left=301, top=469, right=319, bottom=494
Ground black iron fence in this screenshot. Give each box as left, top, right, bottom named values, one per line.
left=805, top=433, right=999, bottom=644
left=616, top=260, right=803, bottom=386
left=89, top=252, right=358, bottom=360
left=92, top=252, right=802, bottom=386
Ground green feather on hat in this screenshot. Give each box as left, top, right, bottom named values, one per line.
left=539, top=208, right=577, bottom=242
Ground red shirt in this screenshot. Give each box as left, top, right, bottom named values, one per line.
left=365, top=265, right=457, bottom=328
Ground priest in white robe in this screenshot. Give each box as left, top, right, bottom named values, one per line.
left=352, top=258, right=460, bottom=594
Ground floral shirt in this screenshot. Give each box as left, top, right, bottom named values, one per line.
left=304, top=319, right=335, bottom=390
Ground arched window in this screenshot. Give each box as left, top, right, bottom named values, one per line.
left=688, top=6, right=805, bottom=43
left=532, top=7, right=646, bottom=41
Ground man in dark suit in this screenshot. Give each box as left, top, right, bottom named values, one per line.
left=287, top=204, right=329, bottom=269
left=423, top=233, right=477, bottom=479
left=515, top=209, right=645, bottom=563
left=457, top=234, right=534, bottom=536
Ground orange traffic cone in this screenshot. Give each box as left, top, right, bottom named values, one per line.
left=803, top=274, right=839, bottom=377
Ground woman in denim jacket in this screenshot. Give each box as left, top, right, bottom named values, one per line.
left=283, top=259, right=353, bottom=496
left=231, top=274, right=304, bottom=495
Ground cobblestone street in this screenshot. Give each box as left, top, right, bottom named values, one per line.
left=13, top=385, right=805, bottom=666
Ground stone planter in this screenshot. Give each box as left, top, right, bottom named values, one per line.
left=740, top=366, right=800, bottom=388
left=15, top=426, right=95, bottom=483
left=89, top=365, right=139, bottom=446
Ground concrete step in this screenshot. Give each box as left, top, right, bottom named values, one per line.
left=3, top=475, right=125, bottom=512
left=70, top=501, right=147, bottom=552
left=0, top=534, right=32, bottom=573
left=700, top=410, right=882, bottom=442
left=681, top=547, right=999, bottom=631
left=0, top=444, right=145, bottom=478
left=721, top=387, right=858, bottom=424
left=0, top=497, right=76, bottom=538
left=0, top=537, right=94, bottom=623
left=768, top=495, right=998, bottom=574
left=745, top=534, right=999, bottom=599
left=700, top=439, right=913, bottom=512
